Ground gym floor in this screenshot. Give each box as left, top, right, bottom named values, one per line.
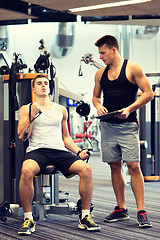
left=0, top=153, right=160, bottom=240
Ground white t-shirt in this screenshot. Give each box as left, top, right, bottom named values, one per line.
left=26, top=102, right=67, bottom=153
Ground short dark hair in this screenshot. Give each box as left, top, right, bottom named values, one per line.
left=95, top=35, right=119, bottom=51
left=32, top=74, right=49, bottom=87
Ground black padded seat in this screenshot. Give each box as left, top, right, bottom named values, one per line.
left=42, top=165, right=58, bottom=175
left=36, top=165, right=59, bottom=176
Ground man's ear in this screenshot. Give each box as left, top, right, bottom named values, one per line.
left=112, top=47, right=117, bottom=54
left=32, top=87, right=36, bottom=94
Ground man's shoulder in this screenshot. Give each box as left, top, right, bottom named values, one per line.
left=18, top=104, right=30, bottom=119
left=20, top=104, right=29, bottom=110
left=52, top=102, right=66, bottom=112
left=127, top=59, right=139, bottom=68
left=98, top=66, right=106, bottom=73
left=19, top=103, right=30, bottom=113
left=53, top=102, right=64, bottom=108
left=96, top=66, right=107, bottom=80
left=59, top=104, right=66, bottom=112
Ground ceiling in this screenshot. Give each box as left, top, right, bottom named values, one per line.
left=0, top=0, right=160, bottom=26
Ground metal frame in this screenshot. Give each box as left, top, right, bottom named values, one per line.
left=1, top=74, right=82, bottom=219
left=0, top=76, right=4, bottom=203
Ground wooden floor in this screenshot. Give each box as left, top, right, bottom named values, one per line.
left=0, top=153, right=160, bottom=239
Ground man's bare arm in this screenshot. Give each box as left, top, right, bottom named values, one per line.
left=18, top=103, right=41, bottom=141
left=92, top=67, right=108, bottom=115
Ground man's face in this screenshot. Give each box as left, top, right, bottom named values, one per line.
left=98, top=44, right=114, bottom=65
left=33, top=77, right=50, bottom=97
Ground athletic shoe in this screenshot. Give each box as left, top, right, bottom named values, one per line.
left=18, top=218, right=36, bottom=235
left=137, top=210, right=152, bottom=228
left=78, top=214, right=101, bottom=231
left=104, top=206, right=130, bottom=222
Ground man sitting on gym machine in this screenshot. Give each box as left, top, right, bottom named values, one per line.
left=17, top=74, right=100, bottom=235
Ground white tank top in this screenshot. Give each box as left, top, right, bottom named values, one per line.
left=26, top=102, right=67, bottom=153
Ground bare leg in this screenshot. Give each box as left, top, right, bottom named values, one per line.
left=127, top=162, right=144, bottom=211
left=70, top=160, right=100, bottom=231
left=19, top=160, right=40, bottom=212
left=110, top=161, right=126, bottom=209
left=69, top=160, right=93, bottom=210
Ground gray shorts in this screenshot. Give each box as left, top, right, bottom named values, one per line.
left=99, top=121, right=140, bottom=164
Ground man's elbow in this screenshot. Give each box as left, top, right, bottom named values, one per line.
left=149, top=91, right=154, bottom=101
left=18, top=135, right=23, bottom=141
left=17, top=130, right=21, bottom=139
left=18, top=132, right=24, bottom=141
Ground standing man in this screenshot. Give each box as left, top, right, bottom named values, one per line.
left=17, top=74, right=100, bottom=235
left=92, top=35, right=153, bottom=227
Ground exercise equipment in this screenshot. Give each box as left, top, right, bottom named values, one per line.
left=23, top=102, right=42, bottom=141
left=0, top=201, right=11, bottom=222
left=32, top=166, right=76, bottom=219
left=34, top=39, right=50, bottom=73
left=0, top=65, right=10, bottom=75
left=139, top=76, right=160, bottom=181
left=76, top=101, right=90, bottom=120
left=0, top=73, right=43, bottom=206
left=76, top=101, right=93, bottom=150
left=78, top=53, right=103, bottom=76
left=74, top=121, right=93, bottom=150
left=75, top=199, right=94, bottom=215
left=34, top=39, right=56, bottom=97
left=0, top=70, right=85, bottom=221
left=0, top=42, right=11, bottom=75
left=27, top=162, right=91, bottom=220
left=8, top=53, right=27, bottom=203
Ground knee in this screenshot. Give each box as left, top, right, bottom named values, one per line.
left=80, top=164, right=92, bottom=178
left=127, top=162, right=141, bottom=174
left=21, top=167, right=34, bottom=181
left=110, top=161, right=122, bottom=173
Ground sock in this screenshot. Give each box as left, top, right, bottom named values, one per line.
left=82, top=209, right=90, bottom=219
left=138, top=210, right=146, bottom=214
left=24, top=212, right=33, bottom=221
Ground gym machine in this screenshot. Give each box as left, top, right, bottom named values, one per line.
left=0, top=40, right=87, bottom=221
left=139, top=74, right=160, bottom=181
left=78, top=53, right=103, bottom=77
left=0, top=72, right=86, bottom=221
left=0, top=42, right=86, bottom=220
left=75, top=101, right=93, bottom=150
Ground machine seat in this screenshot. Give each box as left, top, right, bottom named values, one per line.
left=38, top=165, right=58, bottom=175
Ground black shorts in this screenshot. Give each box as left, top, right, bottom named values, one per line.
left=24, top=148, right=80, bottom=177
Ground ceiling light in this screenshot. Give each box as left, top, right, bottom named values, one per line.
left=69, top=0, right=151, bottom=12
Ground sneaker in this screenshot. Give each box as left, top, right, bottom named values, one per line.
left=78, top=214, right=101, bottom=231
left=104, top=206, right=130, bottom=222
left=18, top=218, right=36, bottom=235
left=137, top=210, right=152, bottom=228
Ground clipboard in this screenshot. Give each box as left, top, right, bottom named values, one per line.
left=95, top=110, right=122, bottom=120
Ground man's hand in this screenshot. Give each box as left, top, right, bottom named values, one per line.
left=31, top=103, right=41, bottom=118
left=78, top=149, right=90, bottom=160
left=97, top=106, right=108, bottom=116
left=115, top=108, right=130, bottom=119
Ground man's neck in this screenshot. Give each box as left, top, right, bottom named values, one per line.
left=35, top=96, right=51, bottom=107
left=109, top=55, right=124, bottom=70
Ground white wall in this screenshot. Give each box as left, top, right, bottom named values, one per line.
left=131, top=25, right=160, bottom=87
left=3, top=22, right=160, bottom=110
left=6, top=22, right=117, bottom=97
left=1, top=22, right=159, bottom=136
